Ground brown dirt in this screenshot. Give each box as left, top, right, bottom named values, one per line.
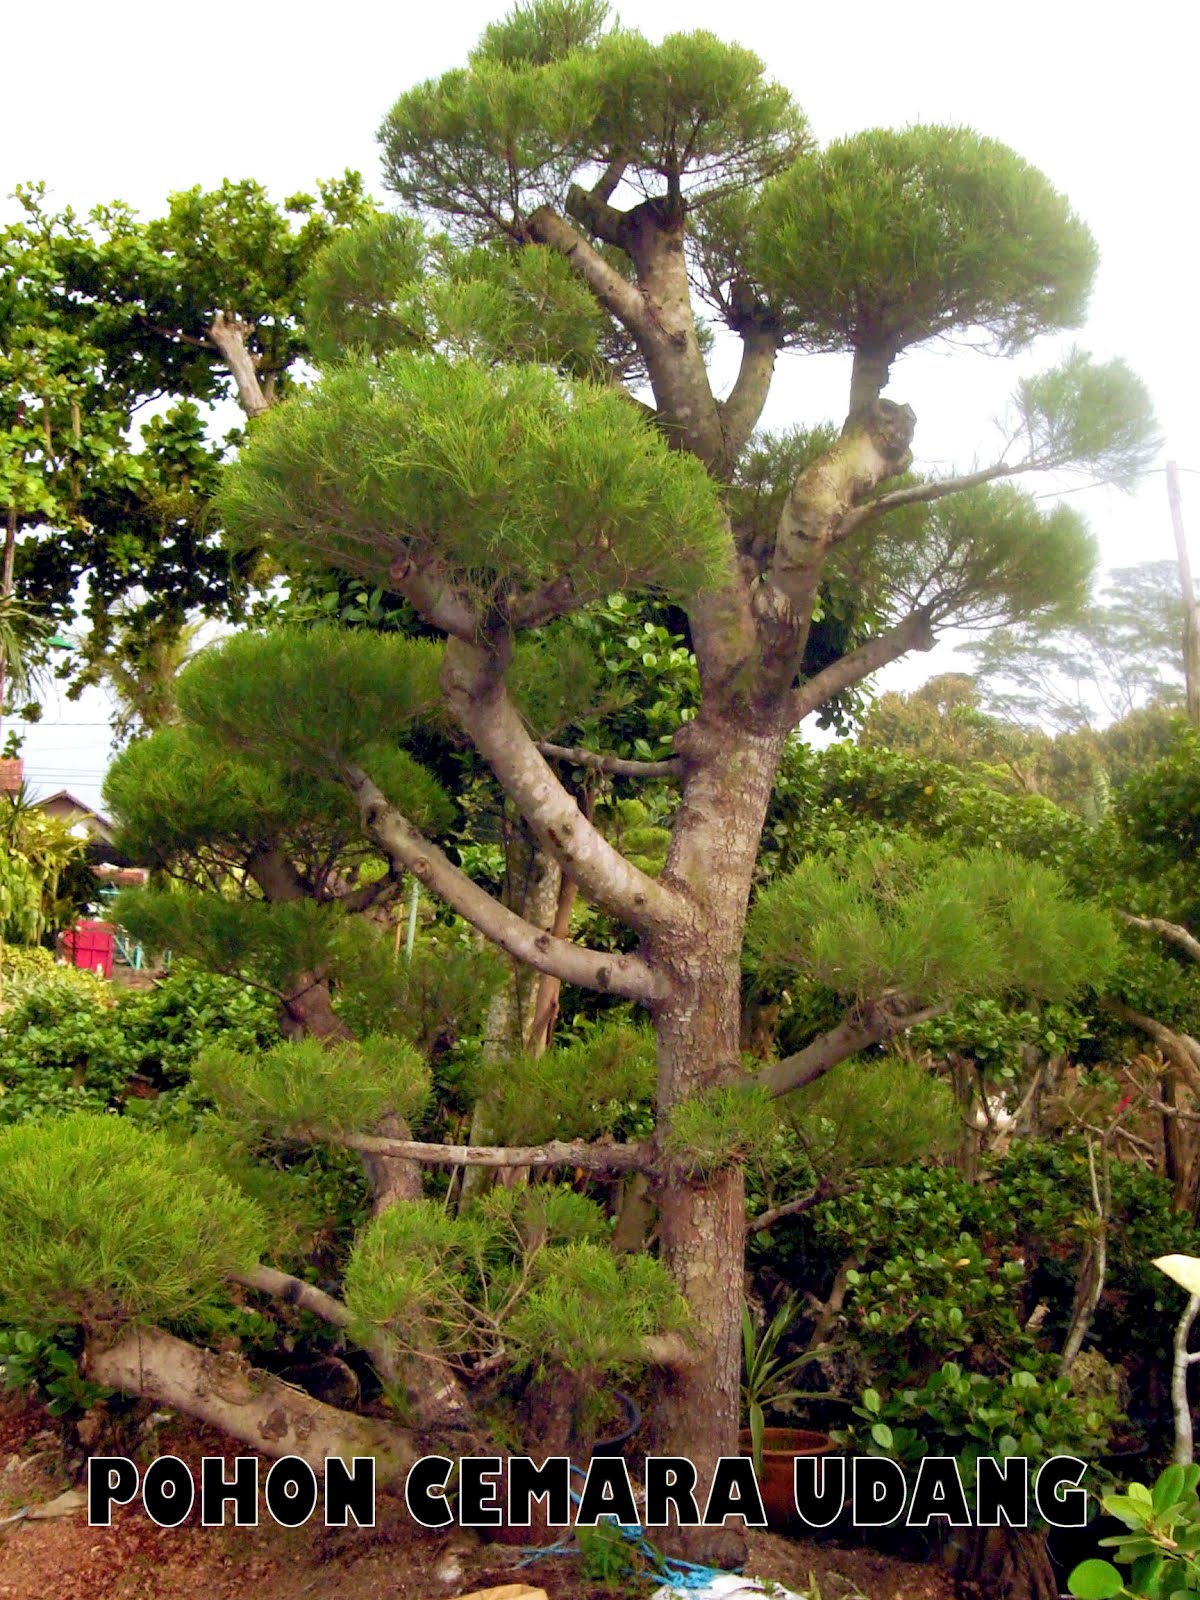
left=0, top=1396, right=956, bottom=1600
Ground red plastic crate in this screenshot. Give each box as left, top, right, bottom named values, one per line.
left=62, top=919, right=115, bottom=978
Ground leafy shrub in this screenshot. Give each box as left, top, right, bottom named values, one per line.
left=1069, top=1464, right=1200, bottom=1597
left=842, top=1361, right=1114, bottom=1491
left=0, top=965, right=276, bottom=1125
left=344, top=1185, right=686, bottom=1379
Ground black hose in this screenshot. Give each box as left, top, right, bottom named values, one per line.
left=593, top=1389, right=642, bottom=1455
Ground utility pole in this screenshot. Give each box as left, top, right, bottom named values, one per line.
left=1168, top=461, right=1200, bottom=728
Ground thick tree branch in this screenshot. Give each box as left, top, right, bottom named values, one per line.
left=537, top=740, right=682, bottom=779
left=746, top=1182, right=832, bottom=1235
left=527, top=206, right=655, bottom=343
left=790, top=607, right=937, bottom=726
left=770, top=400, right=917, bottom=648
left=206, top=310, right=271, bottom=419
left=386, top=556, right=478, bottom=640
left=442, top=639, right=687, bottom=935
left=343, top=763, right=667, bottom=1003
left=302, top=1129, right=657, bottom=1174
left=331, top=866, right=402, bottom=916
left=1103, top=999, right=1200, bottom=1081
left=718, top=329, right=779, bottom=468
left=758, top=1003, right=948, bottom=1099
left=86, top=1325, right=415, bottom=1481
left=1120, top=911, right=1200, bottom=967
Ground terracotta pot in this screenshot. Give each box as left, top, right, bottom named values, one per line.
left=739, top=1426, right=835, bottom=1528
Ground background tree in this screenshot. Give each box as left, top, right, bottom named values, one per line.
left=0, top=175, right=374, bottom=707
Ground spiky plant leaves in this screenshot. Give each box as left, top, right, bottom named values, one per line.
left=115, top=892, right=338, bottom=996
left=837, top=481, right=1097, bottom=631
left=301, top=212, right=431, bottom=365
left=753, top=126, right=1097, bottom=358
left=746, top=837, right=1116, bottom=1009
left=0, top=1113, right=266, bottom=1331
left=195, top=1034, right=432, bottom=1137
left=344, top=1186, right=686, bottom=1376
left=662, top=1082, right=781, bottom=1173
left=105, top=721, right=453, bottom=864
left=1014, top=348, right=1161, bottom=485
left=381, top=13, right=804, bottom=236
left=217, top=356, right=732, bottom=618
left=471, top=1020, right=656, bottom=1143
left=789, top=1056, right=960, bottom=1171
left=505, top=1243, right=687, bottom=1375
left=177, top=626, right=445, bottom=769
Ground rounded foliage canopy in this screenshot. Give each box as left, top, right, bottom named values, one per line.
left=747, top=836, right=1115, bottom=1007
left=217, top=354, right=732, bottom=620
left=752, top=126, right=1097, bottom=358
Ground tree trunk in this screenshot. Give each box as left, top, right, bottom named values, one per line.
left=646, top=719, right=785, bottom=1564
left=86, top=1325, right=416, bottom=1482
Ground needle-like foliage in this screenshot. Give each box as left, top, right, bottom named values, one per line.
left=747, top=837, right=1115, bottom=1008
left=194, top=1034, right=432, bottom=1136
left=217, top=355, right=732, bottom=616
left=0, top=1113, right=265, bottom=1332
left=752, top=126, right=1097, bottom=358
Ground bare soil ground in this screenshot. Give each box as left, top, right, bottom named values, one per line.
left=0, top=1395, right=955, bottom=1600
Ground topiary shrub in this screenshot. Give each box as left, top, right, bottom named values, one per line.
left=0, top=1112, right=266, bottom=1332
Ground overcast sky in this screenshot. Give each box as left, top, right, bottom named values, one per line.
left=4, top=0, right=1197, bottom=810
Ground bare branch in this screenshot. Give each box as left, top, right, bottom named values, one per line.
left=1120, top=911, right=1200, bottom=967
left=303, top=1129, right=657, bottom=1175
left=1103, top=999, right=1200, bottom=1081
left=837, top=460, right=1024, bottom=540
left=207, top=310, right=271, bottom=419
left=538, top=740, right=682, bottom=779
left=343, top=763, right=667, bottom=1004
left=386, top=556, right=478, bottom=641
left=527, top=206, right=655, bottom=344
left=718, top=329, right=779, bottom=466
left=746, top=1182, right=832, bottom=1235
left=790, top=607, right=936, bottom=726
left=759, top=1003, right=948, bottom=1099
left=442, top=639, right=687, bottom=935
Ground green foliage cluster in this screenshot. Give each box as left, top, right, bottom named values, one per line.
left=787, top=1055, right=960, bottom=1174
left=752, top=125, right=1096, bottom=357
left=748, top=836, right=1114, bottom=1008
left=0, top=966, right=275, bottom=1125
left=471, top=1021, right=655, bottom=1144
left=334, top=928, right=505, bottom=1053
left=106, top=719, right=451, bottom=868
left=0, top=1113, right=265, bottom=1331
left=843, top=1362, right=1113, bottom=1491
left=663, top=1083, right=780, bottom=1173
left=382, top=17, right=803, bottom=232
left=1068, top=1464, right=1200, bottom=1598
left=761, top=740, right=1089, bottom=883
left=195, top=1034, right=432, bottom=1138
left=217, top=355, right=731, bottom=615
left=177, top=626, right=447, bottom=775
left=344, top=1184, right=686, bottom=1378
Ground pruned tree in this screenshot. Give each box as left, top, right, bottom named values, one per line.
left=3, top=3, right=1162, bottom=1559
left=185, top=0, right=1158, bottom=1547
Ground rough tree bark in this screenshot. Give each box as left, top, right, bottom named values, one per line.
left=87, top=1326, right=417, bottom=1480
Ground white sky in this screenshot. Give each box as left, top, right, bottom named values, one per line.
left=4, top=0, right=1198, bottom=809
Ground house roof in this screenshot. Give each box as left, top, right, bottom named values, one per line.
left=35, top=790, right=114, bottom=828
